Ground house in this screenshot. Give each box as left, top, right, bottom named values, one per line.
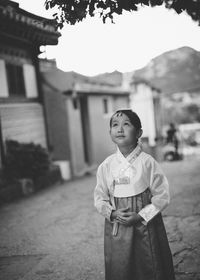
left=0, top=0, right=60, bottom=167
left=41, top=64, right=129, bottom=179
left=129, top=78, right=163, bottom=158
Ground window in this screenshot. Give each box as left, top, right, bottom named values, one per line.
left=6, top=63, right=26, bottom=97
left=103, top=98, right=108, bottom=114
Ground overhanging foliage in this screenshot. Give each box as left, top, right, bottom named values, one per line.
left=45, top=0, right=200, bottom=28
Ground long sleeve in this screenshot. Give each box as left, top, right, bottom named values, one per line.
left=94, top=164, right=115, bottom=221
left=138, top=158, right=170, bottom=224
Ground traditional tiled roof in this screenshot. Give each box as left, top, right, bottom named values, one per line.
left=0, top=0, right=60, bottom=46
left=42, top=68, right=88, bottom=92
left=89, top=71, right=123, bottom=87
left=42, top=67, right=129, bottom=96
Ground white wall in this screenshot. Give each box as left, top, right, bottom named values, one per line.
left=23, top=64, right=38, bottom=98
left=0, top=59, right=9, bottom=98
left=65, top=98, right=87, bottom=177
left=130, top=83, right=156, bottom=146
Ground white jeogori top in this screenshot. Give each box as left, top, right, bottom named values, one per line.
left=94, top=145, right=170, bottom=224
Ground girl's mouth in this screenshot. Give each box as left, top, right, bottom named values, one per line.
left=116, top=135, right=125, bottom=138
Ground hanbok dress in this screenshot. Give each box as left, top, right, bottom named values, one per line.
left=94, top=145, right=175, bottom=280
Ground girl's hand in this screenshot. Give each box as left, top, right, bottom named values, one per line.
left=111, top=207, right=129, bottom=221
left=115, top=208, right=143, bottom=226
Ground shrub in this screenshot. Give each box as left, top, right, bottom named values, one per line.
left=3, top=140, right=51, bottom=183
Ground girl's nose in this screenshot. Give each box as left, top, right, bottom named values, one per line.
left=118, top=125, right=124, bottom=132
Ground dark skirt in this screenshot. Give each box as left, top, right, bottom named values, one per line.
left=104, top=188, right=175, bottom=280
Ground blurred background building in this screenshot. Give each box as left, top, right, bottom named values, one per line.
left=1, top=0, right=200, bottom=186
left=0, top=0, right=60, bottom=166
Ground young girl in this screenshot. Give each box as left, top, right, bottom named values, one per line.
left=94, top=109, right=175, bottom=280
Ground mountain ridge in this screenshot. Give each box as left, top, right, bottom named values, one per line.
left=90, top=46, right=200, bottom=95
left=133, top=46, right=200, bottom=94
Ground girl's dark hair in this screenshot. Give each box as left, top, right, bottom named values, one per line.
left=110, top=109, right=142, bottom=130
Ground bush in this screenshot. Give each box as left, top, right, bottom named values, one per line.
left=3, top=140, right=51, bottom=183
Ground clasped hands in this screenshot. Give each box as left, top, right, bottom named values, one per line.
left=111, top=207, right=143, bottom=226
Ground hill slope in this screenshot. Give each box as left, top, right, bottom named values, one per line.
left=133, top=47, right=200, bottom=94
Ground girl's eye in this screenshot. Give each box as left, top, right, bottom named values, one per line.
left=112, top=123, right=118, bottom=127
left=124, top=122, right=130, bottom=126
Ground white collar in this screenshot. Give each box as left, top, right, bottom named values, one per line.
left=116, top=144, right=142, bottom=165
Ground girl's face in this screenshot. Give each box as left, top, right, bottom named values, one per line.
left=110, top=113, right=142, bottom=149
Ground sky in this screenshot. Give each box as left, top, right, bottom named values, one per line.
left=13, top=0, right=200, bottom=76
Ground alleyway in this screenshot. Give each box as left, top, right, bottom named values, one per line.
left=0, top=156, right=200, bottom=280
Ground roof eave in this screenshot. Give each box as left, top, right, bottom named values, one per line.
left=0, top=0, right=61, bottom=46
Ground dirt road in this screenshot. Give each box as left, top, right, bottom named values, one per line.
left=0, top=156, right=200, bottom=280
